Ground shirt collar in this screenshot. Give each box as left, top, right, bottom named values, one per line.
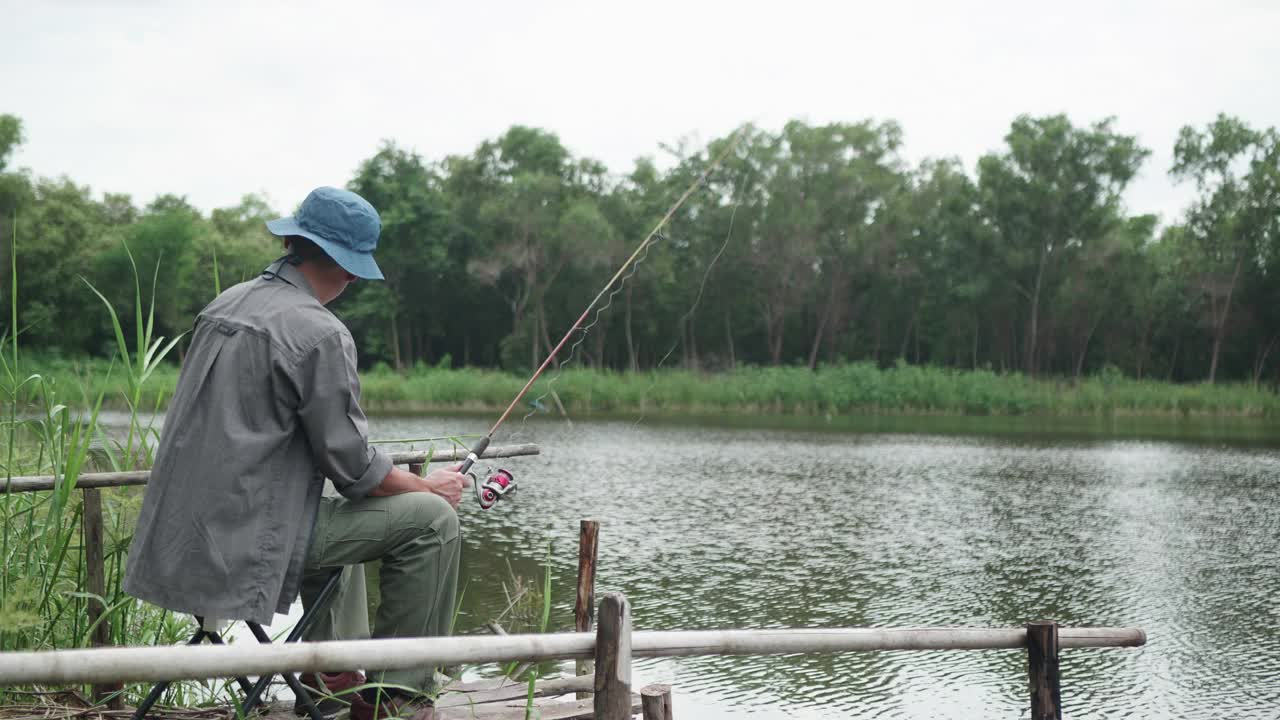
left=262, top=257, right=320, bottom=299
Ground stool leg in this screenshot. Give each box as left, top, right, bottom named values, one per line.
left=290, top=569, right=344, bottom=643
left=133, top=626, right=206, bottom=720
left=238, top=570, right=346, bottom=719
left=204, top=631, right=255, bottom=696
left=245, top=622, right=327, bottom=720
left=239, top=668, right=274, bottom=718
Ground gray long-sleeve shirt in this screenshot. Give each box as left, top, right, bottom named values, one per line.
left=123, top=260, right=392, bottom=624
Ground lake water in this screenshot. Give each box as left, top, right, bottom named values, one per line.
left=361, top=414, right=1279, bottom=719
left=102, top=410, right=1279, bottom=717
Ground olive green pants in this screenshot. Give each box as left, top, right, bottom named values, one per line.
left=300, top=492, right=461, bottom=695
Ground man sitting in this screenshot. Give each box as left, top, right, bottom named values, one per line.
left=125, top=186, right=469, bottom=720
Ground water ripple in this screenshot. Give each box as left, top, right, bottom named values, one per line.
left=373, top=418, right=1280, bottom=719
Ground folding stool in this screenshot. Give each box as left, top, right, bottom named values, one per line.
left=132, top=569, right=345, bottom=720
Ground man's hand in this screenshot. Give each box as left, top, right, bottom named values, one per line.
left=369, top=463, right=473, bottom=508
left=421, top=464, right=472, bottom=509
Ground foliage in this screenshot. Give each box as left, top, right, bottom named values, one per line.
left=1171, top=115, right=1280, bottom=383
left=0, top=233, right=196, bottom=705
left=29, top=356, right=1274, bottom=417
left=1, top=112, right=1279, bottom=385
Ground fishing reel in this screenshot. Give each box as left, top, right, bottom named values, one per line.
left=473, top=468, right=517, bottom=510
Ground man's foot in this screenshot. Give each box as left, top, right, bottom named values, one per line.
left=292, top=671, right=366, bottom=717
left=349, top=691, right=434, bottom=720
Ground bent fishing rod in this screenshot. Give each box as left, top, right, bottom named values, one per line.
left=459, top=132, right=743, bottom=510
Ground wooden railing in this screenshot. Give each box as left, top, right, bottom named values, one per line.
left=0, top=512, right=1145, bottom=719
left=0, top=605, right=1145, bottom=719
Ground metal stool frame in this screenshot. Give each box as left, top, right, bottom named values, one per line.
left=132, top=569, right=345, bottom=720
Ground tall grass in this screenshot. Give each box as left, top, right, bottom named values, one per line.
left=363, top=361, right=1280, bottom=418
left=0, top=241, right=197, bottom=706
left=20, top=357, right=1280, bottom=419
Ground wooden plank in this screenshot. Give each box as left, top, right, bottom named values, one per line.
left=2, top=444, right=540, bottom=493
left=574, top=519, right=599, bottom=697
left=594, top=593, right=632, bottom=720
left=1027, top=621, right=1062, bottom=720
left=82, top=488, right=123, bottom=709
left=436, top=675, right=591, bottom=708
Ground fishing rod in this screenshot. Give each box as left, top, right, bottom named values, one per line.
left=459, top=131, right=743, bottom=510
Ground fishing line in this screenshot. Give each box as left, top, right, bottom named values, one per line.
left=633, top=172, right=746, bottom=429
left=456, top=131, right=744, bottom=509
left=514, top=231, right=667, bottom=435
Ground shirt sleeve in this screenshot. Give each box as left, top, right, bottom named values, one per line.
left=291, top=330, right=392, bottom=499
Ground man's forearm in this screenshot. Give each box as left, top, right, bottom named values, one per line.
left=368, top=466, right=426, bottom=497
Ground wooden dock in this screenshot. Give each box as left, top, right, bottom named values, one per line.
left=0, top=675, right=651, bottom=720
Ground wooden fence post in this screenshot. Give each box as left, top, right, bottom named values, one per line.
left=593, top=592, right=631, bottom=720
left=576, top=519, right=600, bottom=697
left=640, top=683, right=673, bottom=720
left=83, top=488, right=122, bottom=709
left=1027, top=621, right=1062, bottom=720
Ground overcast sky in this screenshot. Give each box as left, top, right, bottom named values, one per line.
left=3, top=0, right=1277, bottom=225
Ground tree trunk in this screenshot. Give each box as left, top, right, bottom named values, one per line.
left=724, top=311, right=736, bottom=370
left=767, top=310, right=785, bottom=366
left=680, top=319, right=690, bottom=369
left=872, top=316, right=882, bottom=366
left=807, top=272, right=843, bottom=370
left=1135, top=316, right=1152, bottom=380
left=1025, top=253, right=1047, bottom=376
left=762, top=301, right=785, bottom=366
left=1253, top=333, right=1278, bottom=387
left=1207, top=257, right=1243, bottom=385
left=688, top=317, right=699, bottom=370
left=972, top=315, right=980, bottom=370
left=540, top=302, right=555, bottom=365
left=625, top=285, right=637, bottom=372
left=1073, top=317, right=1100, bottom=379
left=531, top=307, right=540, bottom=370
left=914, top=314, right=922, bottom=364
left=897, top=302, right=920, bottom=361
left=390, top=311, right=403, bottom=370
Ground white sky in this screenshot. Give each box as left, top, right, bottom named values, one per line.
left=2, top=0, right=1277, bottom=225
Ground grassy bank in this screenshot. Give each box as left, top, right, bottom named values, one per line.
left=22, top=356, right=1280, bottom=418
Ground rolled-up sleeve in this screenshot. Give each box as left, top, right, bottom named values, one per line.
left=292, top=330, right=391, bottom=499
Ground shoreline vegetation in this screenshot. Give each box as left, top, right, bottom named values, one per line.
left=24, top=355, right=1280, bottom=419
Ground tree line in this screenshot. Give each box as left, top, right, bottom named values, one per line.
left=0, top=112, right=1276, bottom=384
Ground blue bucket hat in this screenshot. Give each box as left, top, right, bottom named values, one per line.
left=266, top=187, right=384, bottom=280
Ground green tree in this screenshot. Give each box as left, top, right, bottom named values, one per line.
left=461, top=127, right=617, bottom=370
left=895, top=158, right=991, bottom=369
left=978, top=115, right=1149, bottom=375
left=1171, top=114, right=1280, bottom=383
left=0, top=115, right=30, bottom=240
left=0, top=114, right=22, bottom=172
left=92, top=196, right=206, bottom=348
left=2, top=178, right=110, bottom=354
left=347, top=143, right=455, bottom=369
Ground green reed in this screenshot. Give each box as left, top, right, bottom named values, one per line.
left=356, top=361, right=1280, bottom=418
left=0, top=239, right=192, bottom=706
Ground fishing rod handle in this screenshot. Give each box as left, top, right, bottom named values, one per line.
left=457, top=435, right=491, bottom=475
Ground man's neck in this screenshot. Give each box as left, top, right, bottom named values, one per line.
left=294, top=262, right=345, bottom=305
